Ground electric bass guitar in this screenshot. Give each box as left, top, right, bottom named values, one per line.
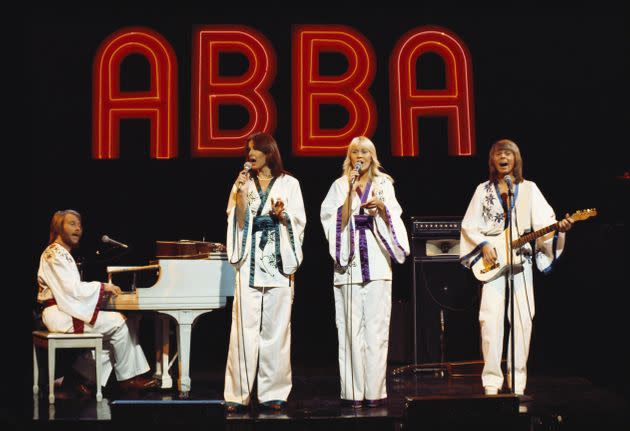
left=471, top=208, right=597, bottom=282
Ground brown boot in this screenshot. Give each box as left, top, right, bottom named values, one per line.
left=118, top=374, right=159, bottom=392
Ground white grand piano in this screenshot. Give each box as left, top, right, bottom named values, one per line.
left=104, top=242, right=234, bottom=397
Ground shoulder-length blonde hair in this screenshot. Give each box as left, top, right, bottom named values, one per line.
left=488, top=139, right=524, bottom=184
left=342, top=136, right=393, bottom=182
left=49, top=209, right=81, bottom=244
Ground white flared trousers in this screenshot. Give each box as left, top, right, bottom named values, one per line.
left=333, top=280, right=392, bottom=401
left=43, top=307, right=150, bottom=386
left=479, top=260, right=535, bottom=393
left=224, top=282, right=293, bottom=405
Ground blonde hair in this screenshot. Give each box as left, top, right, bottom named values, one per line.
left=49, top=209, right=81, bottom=244
left=488, top=139, right=523, bottom=183
left=342, top=136, right=393, bottom=183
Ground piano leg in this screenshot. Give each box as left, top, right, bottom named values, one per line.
left=154, top=315, right=173, bottom=389
left=162, top=310, right=209, bottom=398
left=177, top=322, right=192, bottom=398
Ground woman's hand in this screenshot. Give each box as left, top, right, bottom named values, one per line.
left=235, top=169, right=250, bottom=192
left=348, top=169, right=360, bottom=186
left=270, top=197, right=285, bottom=218
left=361, top=197, right=383, bottom=212
left=361, top=191, right=388, bottom=223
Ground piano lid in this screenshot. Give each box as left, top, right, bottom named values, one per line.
left=156, top=240, right=226, bottom=259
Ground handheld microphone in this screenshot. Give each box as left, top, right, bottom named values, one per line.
left=237, top=162, right=253, bottom=191
left=101, top=235, right=129, bottom=249
left=504, top=175, right=513, bottom=194
left=350, top=161, right=363, bottom=185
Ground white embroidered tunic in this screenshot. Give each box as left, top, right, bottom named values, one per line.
left=37, top=243, right=104, bottom=332
left=459, top=180, right=565, bottom=273
left=226, top=174, right=306, bottom=287
left=321, top=175, right=410, bottom=285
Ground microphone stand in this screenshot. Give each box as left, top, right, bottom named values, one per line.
left=506, top=184, right=516, bottom=395
left=346, top=174, right=356, bottom=403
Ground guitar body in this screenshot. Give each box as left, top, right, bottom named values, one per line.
left=471, top=229, right=524, bottom=282
left=469, top=208, right=596, bottom=283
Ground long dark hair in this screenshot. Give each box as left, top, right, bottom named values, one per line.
left=245, top=132, right=289, bottom=177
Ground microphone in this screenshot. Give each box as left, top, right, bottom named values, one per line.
left=236, top=162, right=252, bottom=192
left=504, top=175, right=513, bottom=194
left=350, top=161, right=363, bottom=185
left=101, top=235, right=129, bottom=249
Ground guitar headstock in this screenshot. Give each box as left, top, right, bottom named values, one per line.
left=570, top=208, right=597, bottom=221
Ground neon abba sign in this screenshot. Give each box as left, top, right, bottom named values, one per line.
left=93, top=25, right=475, bottom=159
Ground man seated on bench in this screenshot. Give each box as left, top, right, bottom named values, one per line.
left=37, top=209, right=157, bottom=396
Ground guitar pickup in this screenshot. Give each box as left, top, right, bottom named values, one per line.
left=480, top=262, right=500, bottom=274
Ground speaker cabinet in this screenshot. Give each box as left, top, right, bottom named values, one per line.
left=110, top=399, right=225, bottom=426
left=388, top=299, right=413, bottom=363
left=405, top=395, right=522, bottom=431
left=411, top=216, right=481, bottom=365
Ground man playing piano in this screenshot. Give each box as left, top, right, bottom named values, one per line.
left=37, top=209, right=158, bottom=396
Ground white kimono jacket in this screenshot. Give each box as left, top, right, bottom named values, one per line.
left=321, top=175, right=410, bottom=285
left=459, top=180, right=565, bottom=273
left=226, top=174, right=306, bottom=287
left=38, top=243, right=151, bottom=384
left=37, top=243, right=104, bottom=332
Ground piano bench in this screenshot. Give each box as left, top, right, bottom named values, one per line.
left=32, top=330, right=104, bottom=403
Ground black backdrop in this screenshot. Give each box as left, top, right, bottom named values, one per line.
left=20, top=4, right=629, bottom=415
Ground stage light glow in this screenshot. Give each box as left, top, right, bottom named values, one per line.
left=192, top=26, right=276, bottom=156
left=390, top=26, right=475, bottom=157
left=292, top=25, right=376, bottom=156
left=92, top=25, right=476, bottom=159
left=93, top=27, right=178, bottom=159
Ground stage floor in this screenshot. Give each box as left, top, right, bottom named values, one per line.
left=22, top=364, right=629, bottom=430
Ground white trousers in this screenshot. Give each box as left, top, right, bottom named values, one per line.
left=479, top=260, right=535, bottom=393
left=43, top=307, right=150, bottom=386
left=333, top=280, right=392, bottom=401
left=224, top=282, right=293, bottom=405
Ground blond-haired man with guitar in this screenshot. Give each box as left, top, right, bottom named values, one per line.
left=459, top=139, right=582, bottom=397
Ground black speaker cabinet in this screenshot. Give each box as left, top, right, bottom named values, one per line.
left=110, top=399, right=225, bottom=427
left=411, top=216, right=481, bottom=364
left=405, top=395, right=522, bottom=431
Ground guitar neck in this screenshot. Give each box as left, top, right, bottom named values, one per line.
left=512, top=222, right=559, bottom=248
